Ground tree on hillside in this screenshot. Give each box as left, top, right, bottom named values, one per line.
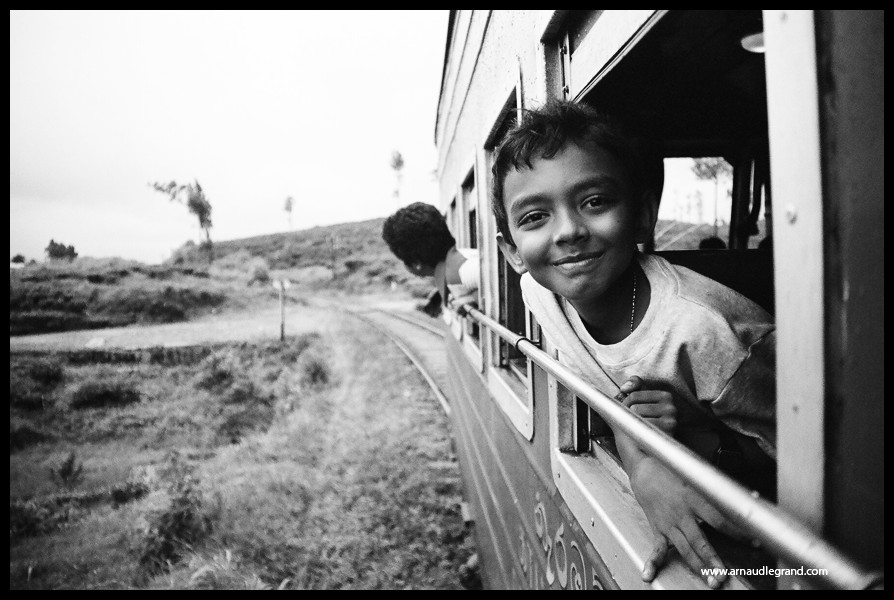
left=284, top=196, right=294, bottom=231
left=11, top=254, right=25, bottom=264
left=691, top=157, right=733, bottom=237
left=390, top=150, right=404, bottom=205
left=150, top=179, right=214, bottom=261
left=46, top=240, right=78, bottom=261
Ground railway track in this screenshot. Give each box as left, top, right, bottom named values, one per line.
left=350, top=308, right=452, bottom=416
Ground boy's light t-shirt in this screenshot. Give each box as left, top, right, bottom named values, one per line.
left=447, top=248, right=480, bottom=299
left=521, top=253, right=776, bottom=457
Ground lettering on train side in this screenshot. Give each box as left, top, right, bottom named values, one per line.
left=524, top=494, right=590, bottom=589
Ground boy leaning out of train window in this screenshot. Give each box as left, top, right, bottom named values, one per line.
left=382, top=202, right=480, bottom=317
left=492, top=100, right=777, bottom=589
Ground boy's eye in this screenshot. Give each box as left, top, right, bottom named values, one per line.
left=518, top=211, right=547, bottom=227
left=582, top=196, right=608, bottom=209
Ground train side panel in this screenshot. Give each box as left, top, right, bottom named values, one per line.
left=444, top=332, right=618, bottom=590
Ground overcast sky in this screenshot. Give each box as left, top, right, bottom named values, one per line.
left=10, top=10, right=448, bottom=264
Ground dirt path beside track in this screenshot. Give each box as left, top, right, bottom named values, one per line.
left=9, top=293, right=418, bottom=352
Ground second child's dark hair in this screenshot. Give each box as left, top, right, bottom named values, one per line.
left=491, top=100, right=664, bottom=245
left=382, top=202, right=456, bottom=268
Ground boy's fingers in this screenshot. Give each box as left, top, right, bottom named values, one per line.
left=628, top=403, right=665, bottom=418
left=619, top=375, right=644, bottom=394
left=680, top=520, right=727, bottom=587
left=642, top=535, right=670, bottom=582
left=667, top=527, right=723, bottom=588
left=623, top=392, right=663, bottom=407
left=623, top=391, right=674, bottom=409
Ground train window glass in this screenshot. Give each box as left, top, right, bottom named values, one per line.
left=656, top=157, right=735, bottom=250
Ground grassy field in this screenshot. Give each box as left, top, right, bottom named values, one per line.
left=10, top=311, right=475, bottom=589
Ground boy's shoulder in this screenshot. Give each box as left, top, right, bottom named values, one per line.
left=644, top=254, right=774, bottom=343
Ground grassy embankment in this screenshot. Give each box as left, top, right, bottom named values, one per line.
left=10, top=219, right=473, bottom=589
left=10, top=326, right=474, bottom=589
left=10, top=217, right=432, bottom=337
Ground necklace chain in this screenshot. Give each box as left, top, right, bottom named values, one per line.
left=630, top=269, right=637, bottom=333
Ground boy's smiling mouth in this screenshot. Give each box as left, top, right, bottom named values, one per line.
left=553, top=250, right=604, bottom=272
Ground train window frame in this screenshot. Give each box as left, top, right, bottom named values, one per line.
left=479, top=86, right=535, bottom=440
left=460, top=167, right=481, bottom=350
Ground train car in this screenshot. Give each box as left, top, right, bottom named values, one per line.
left=433, top=10, right=883, bottom=590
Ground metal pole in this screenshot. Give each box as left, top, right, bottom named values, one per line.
left=279, top=281, right=285, bottom=342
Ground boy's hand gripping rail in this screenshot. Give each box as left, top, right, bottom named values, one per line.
left=455, top=302, right=882, bottom=590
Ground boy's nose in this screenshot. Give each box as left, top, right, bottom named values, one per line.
left=553, top=210, right=589, bottom=245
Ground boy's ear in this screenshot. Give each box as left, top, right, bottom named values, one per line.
left=496, top=233, right=528, bottom=275
left=635, top=190, right=660, bottom=244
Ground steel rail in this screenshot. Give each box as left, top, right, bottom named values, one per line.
left=349, top=309, right=451, bottom=417
left=457, top=303, right=882, bottom=590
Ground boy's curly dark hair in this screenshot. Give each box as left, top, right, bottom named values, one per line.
left=491, top=100, right=664, bottom=245
left=382, top=202, right=456, bottom=268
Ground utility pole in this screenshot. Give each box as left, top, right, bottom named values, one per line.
left=272, top=278, right=291, bottom=342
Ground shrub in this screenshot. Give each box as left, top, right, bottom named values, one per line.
left=343, top=259, right=366, bottom=273
left=9, top=499, right=55, bottom=540
left=27, top=358, right=65, bottom=387
left=10, top=421, right=51, bottom=452
left=70, top=380, right=141, bottom=409
left=140, top=472, right=213, bottom=575
left=297, top=349, right=330, bottom=388
left=195, top=352, right=240, bottom=391
left=247, top=264, right=270, bottom=286
left=50, top=451, right=85, bottom=489
left=110, top=479, right=150, bottom=506
left=217, top=406, right=274, bottom=445
left=222, top=379, right=261, bottom=405
left=10, top=384, right=49, bottom=411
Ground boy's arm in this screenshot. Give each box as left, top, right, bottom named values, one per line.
left=614, top=376, right=739, bottom=588
left=615, top=431, right=732, bottom=588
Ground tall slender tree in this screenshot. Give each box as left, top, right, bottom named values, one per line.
left=390, top=150, right=405, bottom=205
left=150, top=179, right=213, bottom=261
left=284, top=196, right=294, bottom=231
left=691, top=157, right=732, bottom=237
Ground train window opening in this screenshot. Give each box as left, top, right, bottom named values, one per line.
left=462, top=169, right=480, bottom=343
left=655, top=155, right=771, bottom=251
left=484, top=89, right=529, bottom=381
left=571, top=394, right=619, bottom=458
left=656, top=157, right=736, bottom=250
left=496, top=255, right=527, bottom=380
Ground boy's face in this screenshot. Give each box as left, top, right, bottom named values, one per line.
left=497, top=142, right=655, bottom=308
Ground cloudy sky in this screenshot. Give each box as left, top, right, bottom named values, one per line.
left=10, top=10, right=447, bottom=264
